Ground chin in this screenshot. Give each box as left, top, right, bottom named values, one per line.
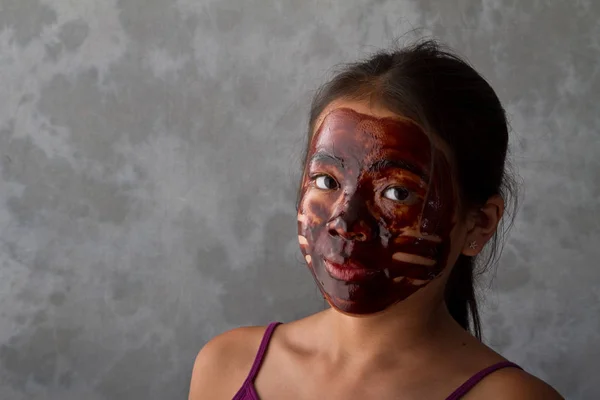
left=323, top=290, right=418, bottom=316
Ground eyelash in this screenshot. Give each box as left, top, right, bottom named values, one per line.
left=309, top=174, right=416, bottom=204
left=382, top=186, right=416, bottom=203
left=310, top=174, right=339, bottom=190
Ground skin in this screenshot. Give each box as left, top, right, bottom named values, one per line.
left=297, top=107, right=455, bottom=315
left=189, top=100, right=564, bottom=400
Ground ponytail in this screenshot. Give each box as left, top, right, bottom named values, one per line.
left=445, top=254, right=481, bottom=340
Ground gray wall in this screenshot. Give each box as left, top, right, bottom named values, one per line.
left=0, top=0, right=598, bottom=399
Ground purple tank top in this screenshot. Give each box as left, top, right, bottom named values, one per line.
left=232, top=322, right=522, bottom=400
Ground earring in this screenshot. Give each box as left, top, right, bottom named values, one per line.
left=468, top=241, right=478, bottom=250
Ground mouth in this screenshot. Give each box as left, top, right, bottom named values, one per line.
left=322, top=250, right=438, bottom=283
left=323, top=259, right=378, bottom=282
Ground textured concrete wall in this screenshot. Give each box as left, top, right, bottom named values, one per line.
left=0, top=1, right=598, bottom=399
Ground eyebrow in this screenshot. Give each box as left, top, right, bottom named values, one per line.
left=309, top=151, right=345, bottom=168
left=369, top=159, right=429, bottom=180
left=309, top=151, right=429, bottom=181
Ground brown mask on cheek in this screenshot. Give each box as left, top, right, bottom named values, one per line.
left=297, top=108, right=456, bottom=315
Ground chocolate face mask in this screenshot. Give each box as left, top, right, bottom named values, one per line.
left=297, top=108, right=456, bottom=315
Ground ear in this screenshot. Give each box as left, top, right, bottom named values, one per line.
left=461, top=194, right=505, bottom=256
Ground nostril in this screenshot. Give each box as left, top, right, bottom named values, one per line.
left=327, top=217, right=372, bottom=241
left=353, top=232, right=367, bottom=241
left=327, top=218, right=345, bottom=237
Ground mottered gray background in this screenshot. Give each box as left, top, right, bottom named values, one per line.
left=0, top=0, right=598, bottom=399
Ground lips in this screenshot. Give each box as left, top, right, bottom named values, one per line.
left=324, top=259, right=377, bottom=282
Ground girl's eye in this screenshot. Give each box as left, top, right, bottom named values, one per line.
left=314, top=175, right=338, bottom=190
left=383, top=186, right=412, bottom=202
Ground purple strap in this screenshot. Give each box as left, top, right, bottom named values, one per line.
left=445, top=361, right=522, bottom=400
left=232, top=322, right=281, bottom=400
left=245, top=322, right=281, bottom=384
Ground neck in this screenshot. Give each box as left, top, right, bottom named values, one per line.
left=318, top=292, right=464, bottom=366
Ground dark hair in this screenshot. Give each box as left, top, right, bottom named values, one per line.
left=300, top=39, right=518, bottom=339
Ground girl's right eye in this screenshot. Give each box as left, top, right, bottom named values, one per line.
left=314, top=175, right=338, bottom=190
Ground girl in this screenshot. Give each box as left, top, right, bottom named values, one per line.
left=189, top=40, right=563, bottom=400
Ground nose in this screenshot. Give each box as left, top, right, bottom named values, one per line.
left=327, top=194, right=373, bottom=241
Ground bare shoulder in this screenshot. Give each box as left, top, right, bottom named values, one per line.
left=465, top=366, right=564, bottom=400
left=188, top=325, right=269, bottom=400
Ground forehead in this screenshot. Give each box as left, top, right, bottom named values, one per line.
left=310, top=102, right=435, bottom=167
left=312, top=107, right=431, bottom=151
left=309, top=98, right=453, bottom=155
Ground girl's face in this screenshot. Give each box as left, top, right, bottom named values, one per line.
left=297, top=101, right=462, bottom=315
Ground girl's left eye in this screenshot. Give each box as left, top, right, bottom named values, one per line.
left=383, top=186, right=412, bottom=202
